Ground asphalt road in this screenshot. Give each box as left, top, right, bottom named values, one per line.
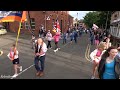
left=0, top=32, right=95, bottom=79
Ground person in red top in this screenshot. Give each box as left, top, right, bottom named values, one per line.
left=53, top=32, right=60, bottom=52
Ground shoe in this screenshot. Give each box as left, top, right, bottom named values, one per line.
left=54, top=50, right=57, bottom=53
left=36, top=71, right=40, bottom=76
left=20, top=66, right=22, bottom=72
left=91, top=76, right=95, bottom=79
left=12, top=74, right=18, bottom=78
left=39, top=72, right=44, bottom=77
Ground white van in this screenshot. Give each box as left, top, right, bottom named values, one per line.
left=0, top=25, right=7, bottom=35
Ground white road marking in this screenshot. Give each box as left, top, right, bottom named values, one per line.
left=11, top=64, right=35, bottom=79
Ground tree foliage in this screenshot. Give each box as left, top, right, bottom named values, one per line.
left=83, top=11, right=113, bottom=29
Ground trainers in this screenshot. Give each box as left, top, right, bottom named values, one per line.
left=91, top=76, right=95, bottom=79
left=54, top=50, right=57, bottom=53
left=12, top=74, right=18, bottom=78
left=39, top=72, right=44, bottom=77
left=20, top=66, right=22, bottom=72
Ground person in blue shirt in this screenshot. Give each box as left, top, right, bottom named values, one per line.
left=70, top=31, right=74, bottom=44
left=63, top=32, right=67, bottom=44
left=98, top=46, right=120, bottom=79
left=73, top=30, right=78, bottom=43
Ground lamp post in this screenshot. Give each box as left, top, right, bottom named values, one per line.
left=76, top=12, right=78, bottom=30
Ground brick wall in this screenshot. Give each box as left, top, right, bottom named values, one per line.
left=9, top=11, right=73, bottom=37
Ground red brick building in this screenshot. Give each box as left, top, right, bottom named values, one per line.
left=4, top=11, right=73, bottom=36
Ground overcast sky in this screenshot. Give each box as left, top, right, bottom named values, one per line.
left=69, top=11, right=92, bottom=20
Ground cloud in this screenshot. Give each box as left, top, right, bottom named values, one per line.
left=69, top=11, right=92, bottom=20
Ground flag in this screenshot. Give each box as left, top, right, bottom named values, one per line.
left=52, top=19, right=61, bottom=33
left=52, top=25, right=56, bottom=33
left=92, top=24, right=99, bottom=30
left=0, top=11, right=27, bottom=22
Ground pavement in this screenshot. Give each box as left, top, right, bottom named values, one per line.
left=0, top=32, right=96, bottom=79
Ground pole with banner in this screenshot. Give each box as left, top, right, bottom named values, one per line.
left=15, top=11, right=27, bottom=47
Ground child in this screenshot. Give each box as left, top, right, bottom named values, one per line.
left=7, top=44, right=22, bottom=78
left=90, top=42, right=106, bottom=79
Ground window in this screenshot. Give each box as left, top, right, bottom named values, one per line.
left=21, top=23, right=23, bottom=29
left=25, top=22, right=29, bottom=29
left=30, top=18, right=35, bottom=30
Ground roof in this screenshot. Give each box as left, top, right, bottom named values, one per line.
left=68, top=14, right=74, bottom=18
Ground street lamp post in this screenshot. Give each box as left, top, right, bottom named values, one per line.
left=76, top=12, right=78, bottom=30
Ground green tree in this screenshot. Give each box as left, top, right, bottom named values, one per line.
left=98, top=11, right=113, bottom=29
left=83, top=11, right=100, bottom=28
left=83, top=11, right=113, bottom=29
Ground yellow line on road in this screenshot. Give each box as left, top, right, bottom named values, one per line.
left=85, top=44, right=92, bottom=62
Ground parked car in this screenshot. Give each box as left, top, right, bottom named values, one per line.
left=0, top=25, right=7, bottom=35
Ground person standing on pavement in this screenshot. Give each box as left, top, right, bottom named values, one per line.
left=95, top=34, right=100, bottom=48
left=104, top=37, right=111, bottom=49
left=7, top=44, right=22, bottom=78
left=34, top=38, right=47, bottom=77
left=46, top=30, right=52, bottom=49
left=89, top=31, right=94, bottom=45
left=39, top=26, right=43, bottom=38
left=90, top=42, right=106, bottom=79
left=98, top=46, right=120, bottom=79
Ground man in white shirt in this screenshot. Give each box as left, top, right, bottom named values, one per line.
left=34, top=38, right=47, bottom=77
